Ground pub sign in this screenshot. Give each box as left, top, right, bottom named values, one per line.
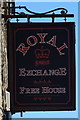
left=8, top=23, right=76, bottom=112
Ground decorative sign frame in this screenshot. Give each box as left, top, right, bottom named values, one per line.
left=8, top=23, right=76, bottom=112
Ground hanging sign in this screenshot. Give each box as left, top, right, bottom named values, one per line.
left=8, top=23, right=76, bottom=112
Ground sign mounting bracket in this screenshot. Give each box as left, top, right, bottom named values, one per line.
left=2, top=2, right=74, bottom=23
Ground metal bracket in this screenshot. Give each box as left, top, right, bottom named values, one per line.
left=2, top=2, right=74, bottom=23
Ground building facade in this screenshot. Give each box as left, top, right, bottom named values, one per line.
left=0, top=1, right=10, bottom=119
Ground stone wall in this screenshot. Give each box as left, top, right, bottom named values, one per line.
left=0, top=1, right=8, bottom=119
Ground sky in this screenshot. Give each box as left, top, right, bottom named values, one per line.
left=14, top=0, right=79, bottom=2
left=11, top=2, right=78, bottom=119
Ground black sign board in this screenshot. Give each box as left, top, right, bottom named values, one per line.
left=8, top=23, right=76, bottom=112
